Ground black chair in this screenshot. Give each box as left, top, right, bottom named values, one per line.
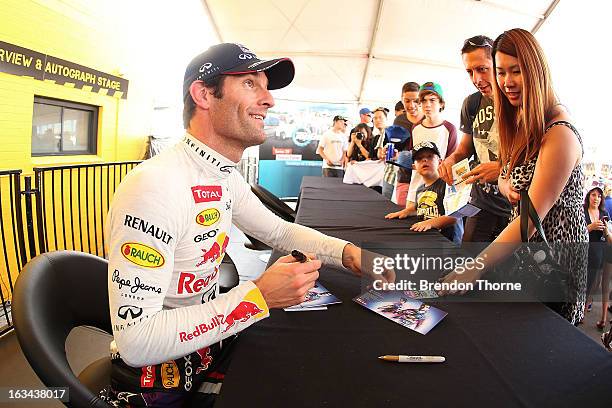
left=219, top=253, right=239, bottom=293
left=13, top=250, right=240, bottom=407
left=242, top=184, right=296, bottom=251
left=250, top=183, right=296, bottom=222
left=13, top=250, right=113, bottom=408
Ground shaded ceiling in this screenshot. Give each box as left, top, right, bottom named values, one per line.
left=203, top=0, right=558, bottom=109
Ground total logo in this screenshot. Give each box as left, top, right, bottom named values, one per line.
left=196, top=208, right=220, bottom=227
left=140, top=365, right=155, bottom=388
left=191, top=185, right=222, bottom=203
left=121, top=242, right=165, bottom=268
left=196, top=232, right=229, bottom=267
left=161, top=361, right=180, bottom=389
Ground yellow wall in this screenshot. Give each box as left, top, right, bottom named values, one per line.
left=0, top=0, right=151, bottom=174
left=0, top=0, right=156, bottom=308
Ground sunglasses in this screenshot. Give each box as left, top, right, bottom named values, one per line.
left=464, top=37, right=492, bottom=48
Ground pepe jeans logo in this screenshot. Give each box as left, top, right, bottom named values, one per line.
left=118, top=305, right=143, bottom=320
left=161, top=361, right=180, bottom=389
left=199, top=62, right=213, bottom=72
left=196, top=208, right=221, bottom=226
left=121, top=242, right=165, bottom=268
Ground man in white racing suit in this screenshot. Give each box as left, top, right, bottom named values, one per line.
left=103, top=43, right=390, bottom=407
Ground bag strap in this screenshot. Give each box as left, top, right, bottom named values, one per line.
left=519, top=190, right=550, bottom=245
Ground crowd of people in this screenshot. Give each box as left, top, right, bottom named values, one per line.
left=318, top=29, right=612, bottom=339
left=100, top=29, right=610, bottom=407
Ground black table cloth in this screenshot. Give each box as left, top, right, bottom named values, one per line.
left=215, top=176, right=612, bottom=408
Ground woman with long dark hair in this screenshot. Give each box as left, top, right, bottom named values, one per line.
left=584, top=186, right=609, bottom=327
left=440, top=28, right=588, bottom=325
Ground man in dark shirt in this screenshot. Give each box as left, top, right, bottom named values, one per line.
left=438, top=35, right=511, bottom=242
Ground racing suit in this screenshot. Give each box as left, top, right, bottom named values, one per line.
left=104, top=134, right=349, bottom=406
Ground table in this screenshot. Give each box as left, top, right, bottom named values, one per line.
left=216, top=176, right=612, bottom=408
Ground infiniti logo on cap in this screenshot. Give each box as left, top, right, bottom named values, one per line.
left=199, top=63, right=213, bottom=72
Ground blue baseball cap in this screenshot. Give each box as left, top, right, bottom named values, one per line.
left=388, top=150, right=413, bottom=170
left=183, top=43, right=295, bottom=100
left=384, top=125, right=409, bottom=144
left=359, top=108, right=372, bottom=115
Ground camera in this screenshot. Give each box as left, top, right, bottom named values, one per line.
left=355, top=132, right=364, bottom=140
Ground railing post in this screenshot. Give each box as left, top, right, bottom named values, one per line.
left=21, top=176, right=38, bottom=259
left=34, top=170, right=47, bottom=253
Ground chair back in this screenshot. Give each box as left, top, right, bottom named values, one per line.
left=250, top=183, right=296, bottom=222
left=13, top=250, right=112, bottom=408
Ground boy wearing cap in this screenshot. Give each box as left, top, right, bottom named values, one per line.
left=385, top=142, right=461, bottom=244
left=317, top=115, right=349, bottom=177
left=406, top=82, right=457, bottom=205
left=103, top=43, right=385, bottom=407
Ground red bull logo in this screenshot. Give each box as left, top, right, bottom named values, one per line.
left=179, top=314, right=224, bottom=342
left=177, top=269, right=218, bottom=294
left=196, top=233, right=229, bottom=267
left=191, top=185, right=222, bottom=203
left=222, top=301, right=264, bottom=333
left=196, top=208, right=221, bottom=226
left=121, top=242, right=164, bottom=268
left=140, top=365, right=155, bottom=388
left=195, top=347, right=213, bottom=374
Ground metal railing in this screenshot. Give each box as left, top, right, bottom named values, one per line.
left=0, top=170, right=23, bottom=332
left=0, top=161, right=140, bottom=334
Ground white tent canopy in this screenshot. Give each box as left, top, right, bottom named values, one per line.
left=204, top=0, right=557, bottom=110
left=120, top=0, right=609, bottom=162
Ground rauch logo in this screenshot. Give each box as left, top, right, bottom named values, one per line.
left=161, top=361, right=180, bottom=389
left=196, top=208, right=221, bottom=226
left=121, top=243, right=165, bottom=268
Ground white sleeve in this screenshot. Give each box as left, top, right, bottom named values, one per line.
left=317, top=133, right=327, bottom=150
left=107, top=169, right=269, bottom=367
left=407, top=173, right=423, bottom=204
left=230, top=174, right=349, bottom=268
